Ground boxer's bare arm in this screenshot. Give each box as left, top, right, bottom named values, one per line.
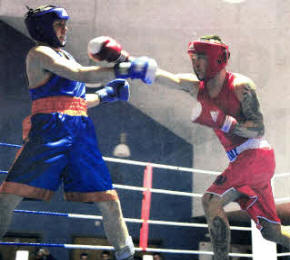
left=86, top=93, right=101, bottom=108
left=26, top=46, right=115, bottom=89
left=232, top=74, right=265, bottom=138
left=155, top=68, right=199, bottom=98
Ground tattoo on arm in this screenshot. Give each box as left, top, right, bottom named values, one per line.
left=232, top=85, right=265, bottom=138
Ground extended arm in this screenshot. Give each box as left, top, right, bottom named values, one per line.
left=155, top=68, right=199, bottom=97
left=28, top=36, right=157, bottom=86
left=27, top=46, right=115, bottom=84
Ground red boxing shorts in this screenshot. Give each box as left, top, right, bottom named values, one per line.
left=206, top=147, right=280, bottom=230
left=0, top=99, right=118, bottom=202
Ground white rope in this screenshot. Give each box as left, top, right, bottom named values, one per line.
left=143, top=247, right=253, bottom=257
left=115, top=182, right=290, bottom=206
left=275, top=197, right=290, bottom=203
left=68, top=212, right=250, bottom=231
left=0, top=240, right=256, bottom=257
left=228, top=252, right=253, bottom=258
left=69, top=213, right=103, bottom=220
left=65, top=244, right=113, bottom=250
left=277, top=252, right=290, bottom=257
left=103, top=156, right=220, bottom=175
left=104, top=157, right=290, bottom=181
left=0, top=241, right=255, bottom=257
left=145, top=247, right=213, bottom=255
left=113, top=184, right=203, bottom=198
left=146, top=219, right=251, bottom=231
left=273, top=172, right=290, bottom=178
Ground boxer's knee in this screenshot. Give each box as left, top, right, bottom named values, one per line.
left=98, top=199, right=123, bottom=219
left=0, top=193, right=22, bottom=212
left=202, top=193, right=222, bottom=215
left=202, top=193, right=212, bottom=211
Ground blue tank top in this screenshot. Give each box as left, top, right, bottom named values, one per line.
left=29, top=50, right=86, bottom=101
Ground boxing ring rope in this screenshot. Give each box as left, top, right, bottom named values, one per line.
left=0, top=142, right=289, bottom=258
left=0, top=241, right=255, bottom=258
left=12, top=206, right=250, bottom=231
left=103, top=156, right=221, bottom=176
left=273, top=172, right=290, bottom=179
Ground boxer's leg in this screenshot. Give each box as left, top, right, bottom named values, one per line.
left=97, top=200, right=134, bottom=260
left=202, top=189, right=242, bottom=260
left=0, top=193, right=23, bottom=239
left=260, top=219, right=290, bottom=249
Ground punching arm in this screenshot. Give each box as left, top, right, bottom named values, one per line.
left=232, top=83, right=265, bottom=138
left=155, top=68, right=199, bottom=96
left=30, top=46, right=115, bottom=83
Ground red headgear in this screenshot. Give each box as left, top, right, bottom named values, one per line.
left=187, top=39, right=230, bottom=80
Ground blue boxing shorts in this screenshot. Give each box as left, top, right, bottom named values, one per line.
left=0, top=98, right=118, bottom=202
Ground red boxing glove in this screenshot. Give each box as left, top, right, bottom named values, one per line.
left=192, top=100, right=237, bottom=133
left=88, top=36, right=129, bottom=63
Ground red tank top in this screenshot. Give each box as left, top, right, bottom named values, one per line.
left=197, top=72, right=248, bottom=151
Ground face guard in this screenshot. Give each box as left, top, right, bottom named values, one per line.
left=188, top=39, right=230, bottom=81
left=25, top=5, right=69, bottom=48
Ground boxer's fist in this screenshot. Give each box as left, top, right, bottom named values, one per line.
left=96, top=79, right=130, bottom=104
left=114, top=56, right=157, bottom=84
left=88, top=36, right=129, bottom=63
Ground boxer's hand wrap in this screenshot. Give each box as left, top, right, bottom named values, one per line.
left=114, top=56, right=157, bottom=84
left=88, top=36, right=129, bottom=63
left=192, top=100, right=237, bottom=133
left=96, top=79, right=130, bottom=104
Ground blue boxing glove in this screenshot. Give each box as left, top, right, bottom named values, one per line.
left=114, top=56, right=157, bottom=84
left=96, top=79, right=130, bottom=104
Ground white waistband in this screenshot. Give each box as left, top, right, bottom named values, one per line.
left=226, top=138, right=271, bottom=162
left=236, top=138, right=271, bottom=154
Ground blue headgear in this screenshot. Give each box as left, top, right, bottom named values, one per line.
left=25, top=5, right=69, bottom=48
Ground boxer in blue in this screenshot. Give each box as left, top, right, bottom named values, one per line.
left=0, top=5, right=157, bottom=260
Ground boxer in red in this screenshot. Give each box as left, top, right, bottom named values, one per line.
left=156, top=35, right=290, bottom=259
left=0, top=5, right=157, bottom=260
